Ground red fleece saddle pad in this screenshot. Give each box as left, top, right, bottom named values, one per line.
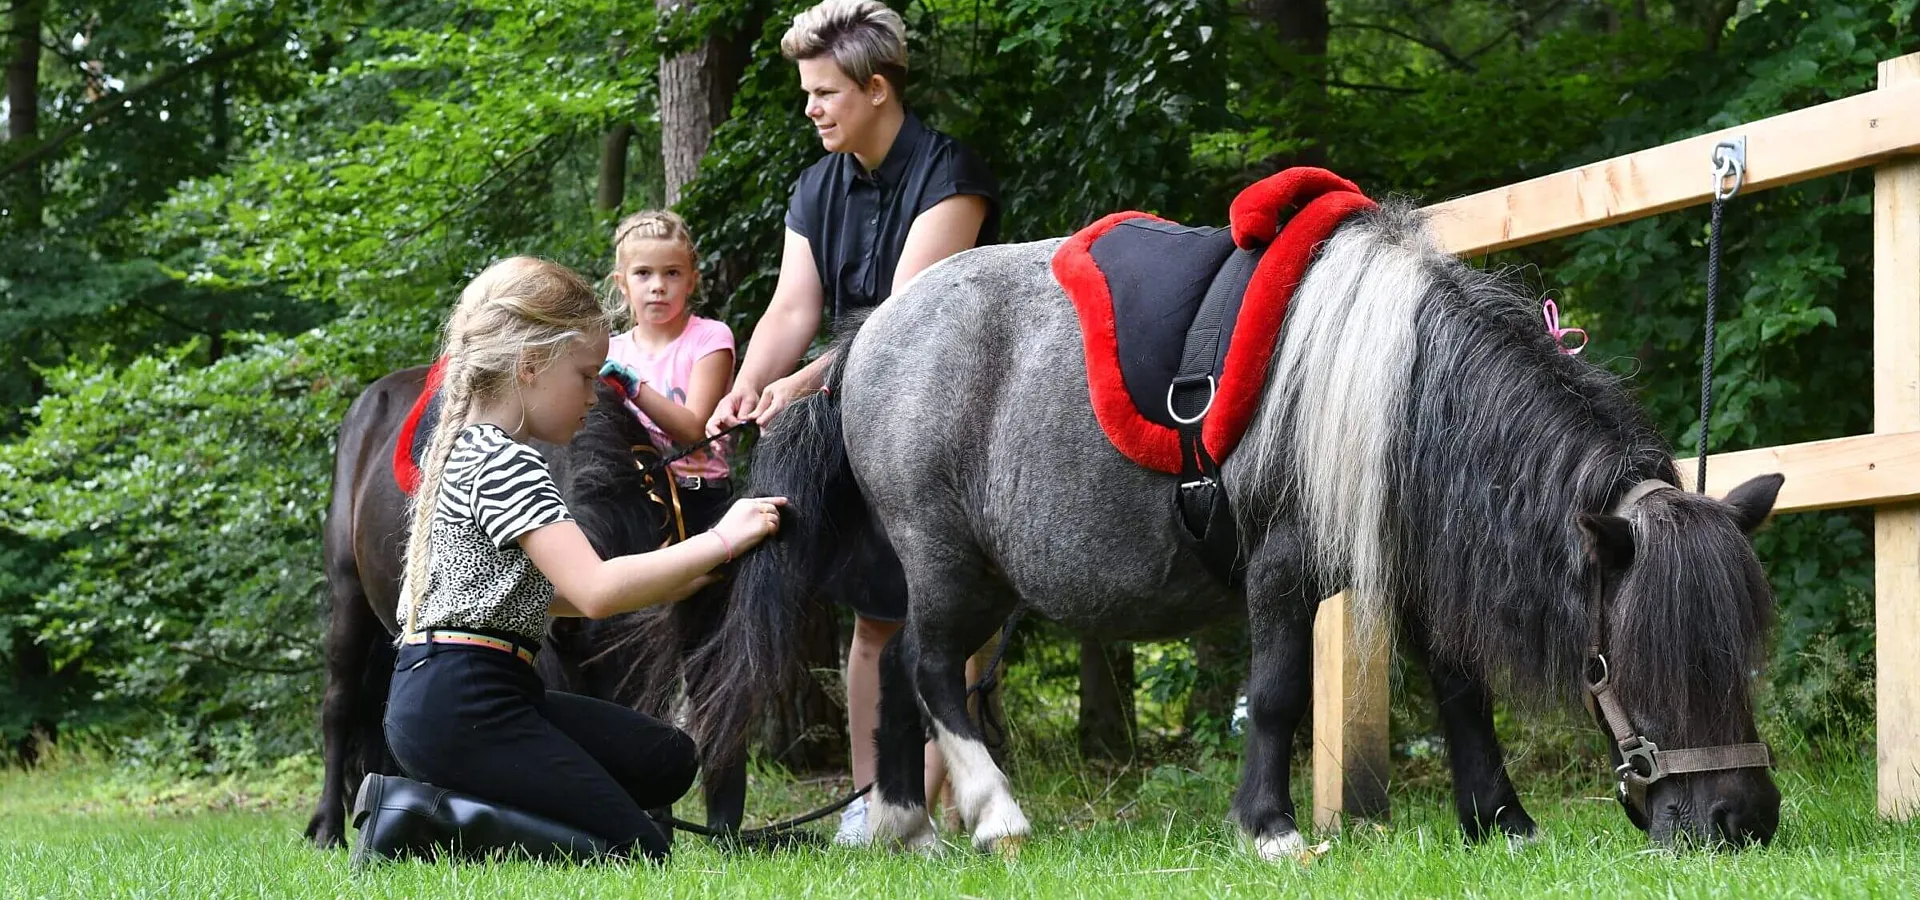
left=1050, top=168, right=1375, bottom=474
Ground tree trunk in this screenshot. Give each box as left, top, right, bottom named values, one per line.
left=1245, top=0, right=1330, bottom=172
left=210, top=76, right=230, bottom=157
left=7, top=0, right=46, bottom=226
left=1077, top=639, right=1135, bottom=760
left=598, top=123, right=635, bottom=211
left=656, top=0, right=756, bottom=205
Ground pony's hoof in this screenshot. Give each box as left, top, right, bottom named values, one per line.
left=968, top=797, right=1031, bottom=854
left=304, top=816, right=345, bottom=850
left=1251, top=828, right=1304, bottom=862
left=867, top=799, right=939, bottom=854
left=1504, top=827, right=1542, bottom=851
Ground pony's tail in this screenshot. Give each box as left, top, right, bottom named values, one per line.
left=684, top=333, right=869, bottom=767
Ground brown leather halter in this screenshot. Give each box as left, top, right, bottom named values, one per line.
left=631, top=443, right=689, bottom=546
left=1583, top=480, right=1773, bottom=818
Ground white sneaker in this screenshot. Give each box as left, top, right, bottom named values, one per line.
left=833, top=795, right=870, bottom=846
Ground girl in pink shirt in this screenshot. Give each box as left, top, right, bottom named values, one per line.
left=599, top=211, right=738, bottom=527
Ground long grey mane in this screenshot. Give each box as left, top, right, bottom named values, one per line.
left=1227, top=202, right=1765, bottom=722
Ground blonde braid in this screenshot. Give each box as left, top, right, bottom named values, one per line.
left=397, top=257, right=611, bottom=641
left=399, top=353, right=475, bottom=638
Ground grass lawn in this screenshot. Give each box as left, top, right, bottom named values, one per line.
left=2, top=743, right=1915, bottom=899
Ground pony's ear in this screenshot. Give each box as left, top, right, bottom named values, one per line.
left=1578, top=513, right=1636, bottom=573
left=1723, top=473, right=1784, bottom=535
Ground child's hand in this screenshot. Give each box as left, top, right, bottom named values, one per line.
left=599, top=359, right=645, bottom=400
left=711, top=497, right=787, bottom=558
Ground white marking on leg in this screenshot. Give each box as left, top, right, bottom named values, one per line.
left=866, top=792, right=940, bottom=854
left=1252, top=828, right=1305, bottom=861
left=932, top=723, right=1030, bottom=853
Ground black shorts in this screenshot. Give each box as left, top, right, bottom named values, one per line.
left=831, top=520, right=909, bottom=623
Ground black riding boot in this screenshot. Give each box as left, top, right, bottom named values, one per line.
left=349, top=773, right=624, bottom=868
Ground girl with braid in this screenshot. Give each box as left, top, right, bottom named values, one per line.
left=352, top=256, right=784, bottom=866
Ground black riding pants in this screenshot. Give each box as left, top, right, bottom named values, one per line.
left=383, top=636, right=698, bottom=859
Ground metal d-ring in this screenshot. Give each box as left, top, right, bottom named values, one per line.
left=1167, top=375, right=1217, bottom=425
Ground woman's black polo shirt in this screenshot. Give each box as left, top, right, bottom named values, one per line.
left=784, top=110, right=1000, bottom=324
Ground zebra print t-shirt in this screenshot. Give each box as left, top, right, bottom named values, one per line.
left=404, top=423, right=573, bottom=643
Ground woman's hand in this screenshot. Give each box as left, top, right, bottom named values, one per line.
left=746, top=374, right=807, bottom=426
left=707, top=383, right=760, bottom=435
left=711, top=496, right=787, bottom=558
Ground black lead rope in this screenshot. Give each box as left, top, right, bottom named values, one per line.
left=660, top=607, right=1026, bottom=840
left=969, top=604, right=1027, bottom=749
left=642, top=420, right=759, bottom=478
left=660, top=784, right=871, bottom=840
left=1700, top=138, right=1744, bottom=493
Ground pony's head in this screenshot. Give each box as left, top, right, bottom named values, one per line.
left=558, top=382, right=679, bottom=558
left=1579, top=473, right=1784, bottom=847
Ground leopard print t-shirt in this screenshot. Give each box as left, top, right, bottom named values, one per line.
left=404, top=423, right=573, bottom=643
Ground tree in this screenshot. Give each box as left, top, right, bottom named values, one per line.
left=656, top=0, right=764, bottom=204
left=5, top=0, right=46, bottom=225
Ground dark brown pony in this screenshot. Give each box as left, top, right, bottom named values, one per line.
left=302, top=364, right=745, bottom=848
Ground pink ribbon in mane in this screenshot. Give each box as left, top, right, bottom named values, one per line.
left=1543, top=298, right=1586, bottom=355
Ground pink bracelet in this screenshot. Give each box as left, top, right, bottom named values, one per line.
left=710, top=530, right=734, bottom=563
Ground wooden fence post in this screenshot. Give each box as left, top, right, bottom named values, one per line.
left=1875, top=52, right=1920, bottom=820
left=1311, top=592, right=1390, bottom=830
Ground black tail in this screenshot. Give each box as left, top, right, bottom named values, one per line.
left=684, top=335, right=874, bottom=766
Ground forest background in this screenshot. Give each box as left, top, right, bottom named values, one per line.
left=2, top=0, right=1913, bottom=776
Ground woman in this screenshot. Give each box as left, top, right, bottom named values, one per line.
left=706, top=0, right=999, bottom=845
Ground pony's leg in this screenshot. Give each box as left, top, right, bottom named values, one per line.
left=1230, top=582, right=1314, bottom=860
left=868, top=630, right=940, bottom=852
left=702, top=754, right=748, bottom=832
left=304, top=573, right=386, bottom=848
left=1423, top=654, right=1536, bottom=842
left=913, top=606, right=1028, bottom=854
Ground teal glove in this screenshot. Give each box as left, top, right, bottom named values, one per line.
left=598, top=359, right=644, bottom=399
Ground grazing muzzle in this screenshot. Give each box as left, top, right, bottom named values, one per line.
left=1583, top=479, right=1776, bottom=847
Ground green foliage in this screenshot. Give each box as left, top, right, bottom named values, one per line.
left=1, top=0, right=658, bottom=756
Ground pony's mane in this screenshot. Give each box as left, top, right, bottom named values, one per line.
left=560, top=383, right=670, bottom=560
left=1233, top=201, right=1772, bottom=739
left=551, top=383, right=685, bottom=710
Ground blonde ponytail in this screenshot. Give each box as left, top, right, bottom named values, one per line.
left=397, top=257, right=611, bottom=639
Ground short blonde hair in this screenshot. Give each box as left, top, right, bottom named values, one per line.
left=400, top=257, right=610, bottom=636
left=781, top=0, right=907, bottom=93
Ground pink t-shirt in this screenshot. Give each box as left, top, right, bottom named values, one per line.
left=606, top=316, right=736, bottom=481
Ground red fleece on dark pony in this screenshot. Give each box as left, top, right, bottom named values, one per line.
left=392, top=358, right=447, bottom=495
left=1052, top=168, right=1376, bottom=474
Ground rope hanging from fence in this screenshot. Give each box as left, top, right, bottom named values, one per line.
left=1700, top=137, right=1746, bottom=493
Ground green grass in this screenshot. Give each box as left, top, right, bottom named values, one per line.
left=2, top=744, right=1915, bottom=899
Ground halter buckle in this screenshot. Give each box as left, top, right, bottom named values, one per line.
left=1616, top=736, right=1661, bottom=785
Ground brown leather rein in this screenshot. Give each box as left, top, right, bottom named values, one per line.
left=1583, top=480, right=1773, bottom=817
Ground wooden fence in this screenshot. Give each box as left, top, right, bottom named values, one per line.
left=1312, top=51, right=1920, bottom=828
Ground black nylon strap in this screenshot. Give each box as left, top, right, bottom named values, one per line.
left=1169, top=248, right=1260, bottom=421
left=1168, top=248, right=1260, bottom=587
